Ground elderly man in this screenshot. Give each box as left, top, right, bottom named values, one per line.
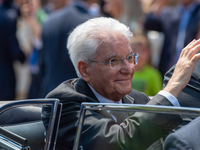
left=42, top=17, right=200, bottom=150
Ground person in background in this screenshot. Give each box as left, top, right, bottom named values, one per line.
left=0, top=0, right=26, bottom=100
left=43, top=0, right=71, bottom=13
left=42, top=17, right=200, bottom=150
left=130, top=33, right=162, bottom=96
left=16, top=0, right=48, bottom=99
left=144, top=0, right=200, bottom=77
left=103, top=0, right=144, bottom=33
left=196, top=23, right=200, bottom=39
left=164, top=115, right=200, bottom=150
left=39, top=0, right=96, bottom=97
left=97, top=0, right=111, bottom=17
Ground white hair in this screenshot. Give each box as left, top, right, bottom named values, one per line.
left=67, top=17, right=133, bottom=77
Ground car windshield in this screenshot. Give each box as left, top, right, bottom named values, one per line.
left=73, top=103, right=200, bottom=150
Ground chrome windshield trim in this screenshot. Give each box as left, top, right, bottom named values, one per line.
left=73, top=103, right=200, bottom=150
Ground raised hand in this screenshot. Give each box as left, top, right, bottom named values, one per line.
left=164, top=39, right=200, bottom=98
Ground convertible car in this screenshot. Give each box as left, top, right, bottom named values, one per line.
left=0, top=99, right=62, bottom=150
left=0, top=100, right=200, bottom=150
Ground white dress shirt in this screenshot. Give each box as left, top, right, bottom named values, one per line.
left=88, top=83, right=180, bottom=106
left=88, top=84, right=180, bottom=122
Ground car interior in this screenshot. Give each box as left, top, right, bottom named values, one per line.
left=0, top=99, right=62, bottom=150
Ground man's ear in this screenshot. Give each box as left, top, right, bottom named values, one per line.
left=78, top=61, right=90, bottom=82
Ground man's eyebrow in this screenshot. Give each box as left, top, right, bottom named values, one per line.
left=107, top=53, right=119, bottom=59
left=124, top=50, right=133, bottom=56
left=106, top=49, right=133, bottom=60
left=106, top=53, right=121, bottom=61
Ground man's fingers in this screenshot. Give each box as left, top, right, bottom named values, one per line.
left=188, top=38, right=200, bottom=49
left=188, top=44, right=200, bottom=59
left=187, top=39, right=197, bottom=47
left=180, top=39, right=200, bottom=58
left=165, top=40, right=200, bottom=98
left=184, top=39, right=197, bottom=49
left=191, top=52, right=200, bottom=64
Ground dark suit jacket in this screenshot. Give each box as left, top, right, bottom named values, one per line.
left=39, top=2, right=93, bottom=97
left=164, top=116, right=200, bottom=150
left=0, top=4, right=25, bottom=100
left=43, top=78, right=182, bottom=150
left=144, top=2, right=200, bottom=76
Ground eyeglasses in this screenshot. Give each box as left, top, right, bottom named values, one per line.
left=89, top=53, right=139, bottom=70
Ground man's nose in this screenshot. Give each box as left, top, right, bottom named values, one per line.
left=120, top=59, right=134, bottom=73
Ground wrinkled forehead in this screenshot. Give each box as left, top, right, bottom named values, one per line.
left=95, top=32, right=132, bottom=58
left=99, top=31, right=130, bottom=49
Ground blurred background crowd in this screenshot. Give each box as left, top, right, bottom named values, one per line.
left=1, top=0, right=200, bottom=100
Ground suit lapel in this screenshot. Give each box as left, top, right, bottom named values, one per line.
left=122, top=94, right=135, bottom=104
left=74, top=78, right=114, bottom=119
left=122, top=95, right=136, bottom=117
left=74, top=78, right=137, bottom=121
left=74, top=78, right=99, bottom=102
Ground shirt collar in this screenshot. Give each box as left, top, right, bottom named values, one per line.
left=87, top=83, right=122, bottom=104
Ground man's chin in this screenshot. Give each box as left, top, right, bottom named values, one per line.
left=118, top=86, right=132, bottom=95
